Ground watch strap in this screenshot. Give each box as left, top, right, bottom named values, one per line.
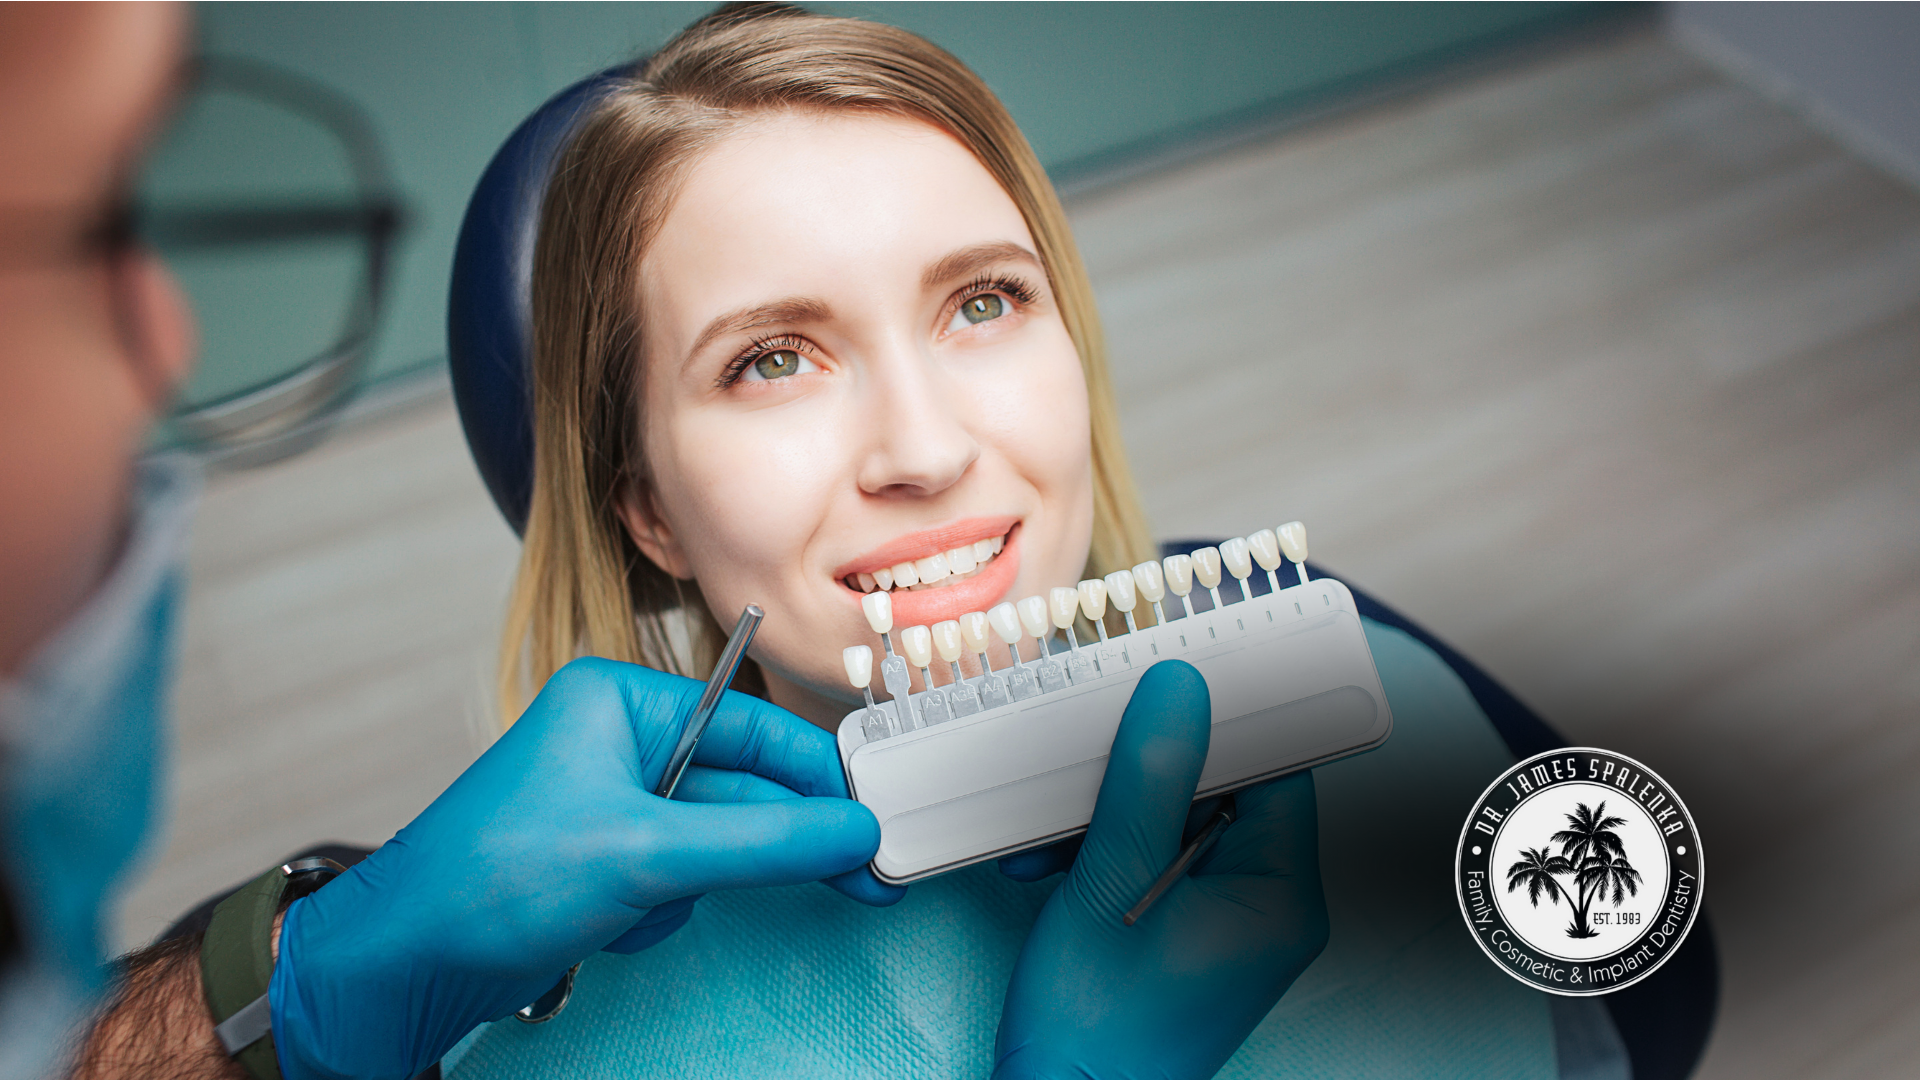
left=201, top=865, right=287, bottom=1080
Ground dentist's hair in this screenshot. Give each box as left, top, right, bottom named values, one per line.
left=499, top=2, right=1155, bottom=720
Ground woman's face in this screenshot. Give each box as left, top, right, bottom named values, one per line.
left=623, top=110, right=1094, bottom=727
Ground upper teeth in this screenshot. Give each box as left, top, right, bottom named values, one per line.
left=850, top=532, right=1009, bottom=593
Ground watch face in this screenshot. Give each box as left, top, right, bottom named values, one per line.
left=1456, top=748, right=1703, bottom=996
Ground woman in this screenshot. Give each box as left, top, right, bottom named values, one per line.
left=450, top=5, right=1562, bottom=1077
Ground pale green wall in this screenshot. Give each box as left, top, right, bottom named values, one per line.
left=189, top=1, right=1622, bottom=394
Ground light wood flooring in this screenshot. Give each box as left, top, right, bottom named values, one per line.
left=118, top=28, right=1918, bottom=1080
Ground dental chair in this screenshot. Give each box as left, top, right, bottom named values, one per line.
left=437, top=68, right=1720, bottom=1080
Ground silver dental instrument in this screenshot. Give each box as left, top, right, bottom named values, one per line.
left=1123, top=806, right=1234, bottom=927
left=655, top=603, right=763, bottom=800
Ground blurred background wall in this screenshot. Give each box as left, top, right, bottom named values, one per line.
left=179, top=0, right=1623, bottom=404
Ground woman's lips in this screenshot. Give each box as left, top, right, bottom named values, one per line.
left=856, top=527, right=1022, bottom=629
left=833, top=515, right=1019, bottom=581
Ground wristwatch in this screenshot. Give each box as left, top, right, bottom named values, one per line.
left=200, top=857, right=345, bottom=1080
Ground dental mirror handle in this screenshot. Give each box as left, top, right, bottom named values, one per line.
left=656, top=604, right=763, bottom=799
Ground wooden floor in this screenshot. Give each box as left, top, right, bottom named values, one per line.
left=119, top=29, right=1919, bottom=1080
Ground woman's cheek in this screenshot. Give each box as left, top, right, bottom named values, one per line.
left=978, top=331, right=1095, bottom=577
left=656, top=397, right=852, bottom=575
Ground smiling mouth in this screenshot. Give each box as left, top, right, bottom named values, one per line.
left=841, top=527, right=1013, bottom=594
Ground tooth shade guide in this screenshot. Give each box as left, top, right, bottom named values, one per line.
left=1187, top=547, right=1223, bottom=612
left=1276, top=520, right=1308, bottom=563
left=1016, top=596, right=1051, bottom=640
left=1220, top=537, right=1253, bottom=585
left=1047, top=587, right=1080, bottom=630
left=1076, top=578, right=1108, bottom=641
left=861, top=590, right=893, bottom=633
left=1130, top=560, right=1165, bottom=603
left=958, top=611, right=992, bottom=654
left=1162, top=553, right=1193, bottom=596
left=834, top=571, right=1390, bottom=885
left=1162, top=554, right=1197, bottom=620
left=843, top=521, right=1355, bottom=775
left=1191, top=547, right=1222, bottom=588
left=931, top=620, right=965, bottom=663
left=900, top=624, right=934, bottom=669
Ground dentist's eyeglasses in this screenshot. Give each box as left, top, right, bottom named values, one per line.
left=137, top=55, right=405, bottom=465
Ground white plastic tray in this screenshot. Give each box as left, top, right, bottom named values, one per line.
left=836, top=577, right=1392, bottom=883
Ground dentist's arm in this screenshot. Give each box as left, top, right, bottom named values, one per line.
left=73, top=657, right=888, bottom=1080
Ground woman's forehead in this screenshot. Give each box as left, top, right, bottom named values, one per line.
left=638, top=111, right=1037, bottom=360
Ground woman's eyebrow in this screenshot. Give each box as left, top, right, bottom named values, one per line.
left=687, top=296, right=833, bottom=361
left=921, top=241, right=1042, bottom=290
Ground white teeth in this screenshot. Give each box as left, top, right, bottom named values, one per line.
left=1131, top=560, right=1166, bottom=603
left=1220, top=537, right=1252, bottom=582
left=1077, top=578, right=1107, bottom=622
left=900, top=624, right=934, bottom=669
left=991, top=533, right=1004, bottom=554
left=1278, top=521, right=1309, bottom=563
left=860, top=531, right=1009, bottom=594
left=988, top=602, right=1024, bottom=645
left=1017, top=595, right=1052, bottom=639
left=1247, top=528, right=1282, bottom=572
left=960, top=611, right=992, bottom=653
left=1191, top=547, right=1222, bottom=590
left=843, top=645, right=874, bottom=689
left=1103, top=570, right=1137, bottom=611
left=861, top=590, right=894, bottom=635
left=916, top=552, right=951, bottom=586
left=932, top=620, right=965, bottom=663
left=947, top=544, right=977, bottom=575
left=1162, top=553, right=1194, bottom=597
left=1048, top=587, right=1080, bottom=629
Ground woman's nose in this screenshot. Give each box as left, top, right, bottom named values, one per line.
left=854, top=349, right=980, bottom=499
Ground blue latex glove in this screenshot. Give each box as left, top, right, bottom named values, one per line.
left=270, top=657, right=898, bottom=1080
left=995, top=660, right=1330, bottom=1079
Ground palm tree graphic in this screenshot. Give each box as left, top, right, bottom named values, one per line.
left=1505, top=801, right=1644, bottom=938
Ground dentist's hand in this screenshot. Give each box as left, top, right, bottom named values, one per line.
left=995, top=661, right=1329, bottom=1080
left=269, top=657, right=889, bottom=1080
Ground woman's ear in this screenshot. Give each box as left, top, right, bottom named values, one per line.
left=615, top=480, right=694, bottom=580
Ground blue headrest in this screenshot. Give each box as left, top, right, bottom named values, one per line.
left=447, top=66, right=631, bottom=536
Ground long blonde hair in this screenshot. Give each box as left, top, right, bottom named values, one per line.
left=498, top=3, right=1155, bottom=722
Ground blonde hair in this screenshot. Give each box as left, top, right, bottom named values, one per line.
left=498, top=3, right=1155, bottom=721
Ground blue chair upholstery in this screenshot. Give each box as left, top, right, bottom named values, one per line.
left=446, top=70, right=1716, bottom=1080
left=447, top=66, right=631, bottom=536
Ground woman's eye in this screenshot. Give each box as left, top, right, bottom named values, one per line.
left=744, top=348, right=813, bottom=382
left=949, top=292, right=1007, bottom=332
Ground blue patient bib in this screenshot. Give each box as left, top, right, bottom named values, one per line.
left=448, top=621, right=1556, bottom=1079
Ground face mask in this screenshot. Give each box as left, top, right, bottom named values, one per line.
left=0, top=454, right=198, bottom=1078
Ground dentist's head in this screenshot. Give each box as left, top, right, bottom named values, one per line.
left=0, top=2, right=199, bottom=1066
left=0, top=2, right=195, bottom=676
left=503, top=5, right=1156, bottom=729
